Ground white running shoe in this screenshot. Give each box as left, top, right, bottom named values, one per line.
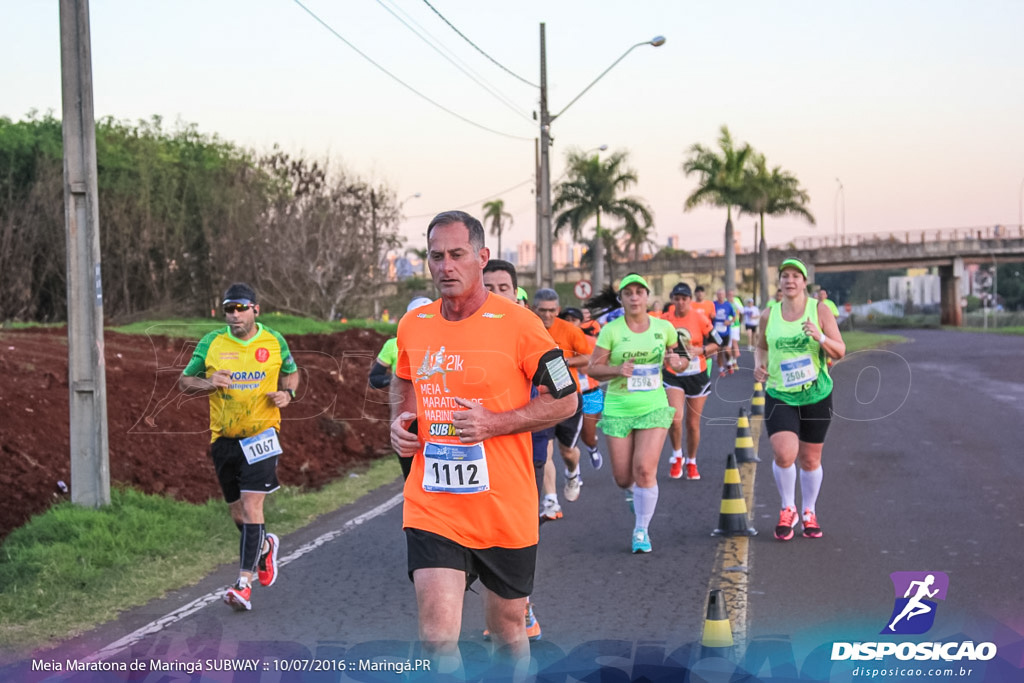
left=564, top=473, right=582, bottom=502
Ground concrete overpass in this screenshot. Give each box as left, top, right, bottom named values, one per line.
left=542, top=225, right=1024, bottom=326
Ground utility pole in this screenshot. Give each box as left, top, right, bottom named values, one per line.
left=60, top=0, right=110, bottom=507
left=371, top=188, right=381, bottom=320
left=538, top=23, right=553, bottom=289
left=535, top=137, right=541, bottom=285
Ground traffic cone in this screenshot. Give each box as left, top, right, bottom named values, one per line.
left=734, top=407, right=760, bottom=463
left=700, top=589, right=734, bottom=655
left=711, top=453, right=757, bottom=537
left=750, top=381, right=765, bottom=415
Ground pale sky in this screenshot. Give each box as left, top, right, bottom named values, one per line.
left=4, top=1, right=1023, bottom=256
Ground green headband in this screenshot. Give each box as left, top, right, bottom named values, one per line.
left=516, top=287, right=529, bottom=301
left=778, top=258, right=808, bottom=278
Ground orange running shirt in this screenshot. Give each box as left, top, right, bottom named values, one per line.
left=580, top=320, right=601, bottom=337
left=692, top=299, right=716, bottom=322
left=545, top=316, right=592, bottom=392
left=662, top=307, right=715, bottom=375
left=396, top=293, right=563, bottom=549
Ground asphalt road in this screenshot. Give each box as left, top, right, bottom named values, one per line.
left=7, top=329, right=1023, bottom=681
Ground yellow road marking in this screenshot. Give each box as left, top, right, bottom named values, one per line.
left=705, top=414, right=763, bottom=654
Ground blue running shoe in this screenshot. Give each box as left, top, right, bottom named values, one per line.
left=587, top=445, right=603, bottom=470
left=631, top=528, right=652, bottom=554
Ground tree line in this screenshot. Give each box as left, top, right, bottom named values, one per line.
left=0, top=113, right=402, bottom=322
left=480, top=125, right=814, bottom=301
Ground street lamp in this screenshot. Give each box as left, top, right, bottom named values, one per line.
left=537, top=26, right=665, bottom=288
left=833, top=178, right=845, bottom=240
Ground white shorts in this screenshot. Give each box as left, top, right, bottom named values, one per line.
left=730, top=327, right=741, bottom=342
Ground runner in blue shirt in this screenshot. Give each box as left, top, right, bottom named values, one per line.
left=712, top=289, right=737, bottom=378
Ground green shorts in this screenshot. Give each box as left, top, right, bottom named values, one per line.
left=598, top=406, right=675, bottom=438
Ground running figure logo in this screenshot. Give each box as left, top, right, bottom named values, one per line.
left=416, top=346, right=449, bottom=393
left=882, top=571, right=949, bottom=635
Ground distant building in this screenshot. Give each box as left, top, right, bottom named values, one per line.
left=394, top=257, right=414, bottom=280
left=518, top=240, right=537, bottom=268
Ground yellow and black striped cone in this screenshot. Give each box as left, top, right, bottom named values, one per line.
left=751, top=381, right=765, bottom=416
left=700, top=589, right=734, bottom=655
left=711, top=452, right=757, bottom=536
left=734, top=407, right=760, bottom=463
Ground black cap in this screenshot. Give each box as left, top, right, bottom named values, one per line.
left=670, top=282, right=692, bottom=298
left=559, top=307, right=584, bottom=321
left=223, top=282, right=257, bottom=305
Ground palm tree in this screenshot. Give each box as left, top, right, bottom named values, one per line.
left=481, top=199, right=513, bottom=260
left=553, top=149, right=653, bottom=289
left=620, top=219, right=658, bottom=265
left=739, top=153, right=816, bottom=304
left=681, top=125, right=752, bottom=294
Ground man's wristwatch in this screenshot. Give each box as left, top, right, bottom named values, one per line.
left=286, top=389, right=296, bottom=400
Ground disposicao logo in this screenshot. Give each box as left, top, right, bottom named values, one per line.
left=882, top=571, right=948, bottom=635
left=830, top=571, right=998, bottom=663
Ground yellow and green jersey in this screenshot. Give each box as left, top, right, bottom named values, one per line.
left=183, top=323, right=298, bottom=442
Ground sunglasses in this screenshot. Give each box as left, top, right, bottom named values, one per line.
left=223, top=304, right=252, bottom=314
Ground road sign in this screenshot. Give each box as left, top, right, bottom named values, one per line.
left=574, top=279, right=592, bottom=300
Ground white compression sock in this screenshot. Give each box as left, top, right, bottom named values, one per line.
left=772, top=462, right=797, bottom=510
left=632, top=484, right=659, bottom=531
left=800, top=466, right=823, bottom=513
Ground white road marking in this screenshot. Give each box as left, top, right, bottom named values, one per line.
left=82, top=492, right=404, bottom=663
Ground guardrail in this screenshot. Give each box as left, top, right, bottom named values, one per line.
left=788, top=224, right=1024, bottom=250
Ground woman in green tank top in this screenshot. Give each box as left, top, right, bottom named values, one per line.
left=753, top=258, right=846, bottom=543
left=588, top=274, right=688, bottom=554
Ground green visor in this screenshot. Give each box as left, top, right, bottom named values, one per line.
left=618, top=273, right=651, bottom=292
left=778, top=258, right=808, bottom=278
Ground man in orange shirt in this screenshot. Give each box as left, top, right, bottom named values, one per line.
left=661, top=283, right=724, bottom=481
left=532, top=288, right=593, bottom=515
left=390, top=211, right=577, bottom=675
left=692, top=285, right=716, bottom=321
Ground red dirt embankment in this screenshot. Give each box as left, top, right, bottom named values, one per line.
left=0, top=327, right=393, bottom=540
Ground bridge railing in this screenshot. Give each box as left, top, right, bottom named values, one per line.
left=787, top=224, right=1024, bottom=250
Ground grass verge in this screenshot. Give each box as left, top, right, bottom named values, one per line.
left=838, top=330, right=907, bottom=353
left=0, top=456, right=400, bottom=657
left=109, top=313, right=396, bottom=338
left=944, top=325, right=1024, bottom=336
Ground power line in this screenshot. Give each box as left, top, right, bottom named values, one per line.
left=376, top=0, right=533, bottom=122
left=292, top=0, right=533, bottom=141
left=405, top=177, right=535, bottom=218
left=420, top=0, right=539, bottom=88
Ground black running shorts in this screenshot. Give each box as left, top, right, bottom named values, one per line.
left=530, top=400, right=584, bottom=465
left=764, top=393, right=833, bottom=444
left=405, top=528, right=537, bottom=599
left=210, top=436, right=281, bottom=503
left=663, top=369, right=712, bottom=398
